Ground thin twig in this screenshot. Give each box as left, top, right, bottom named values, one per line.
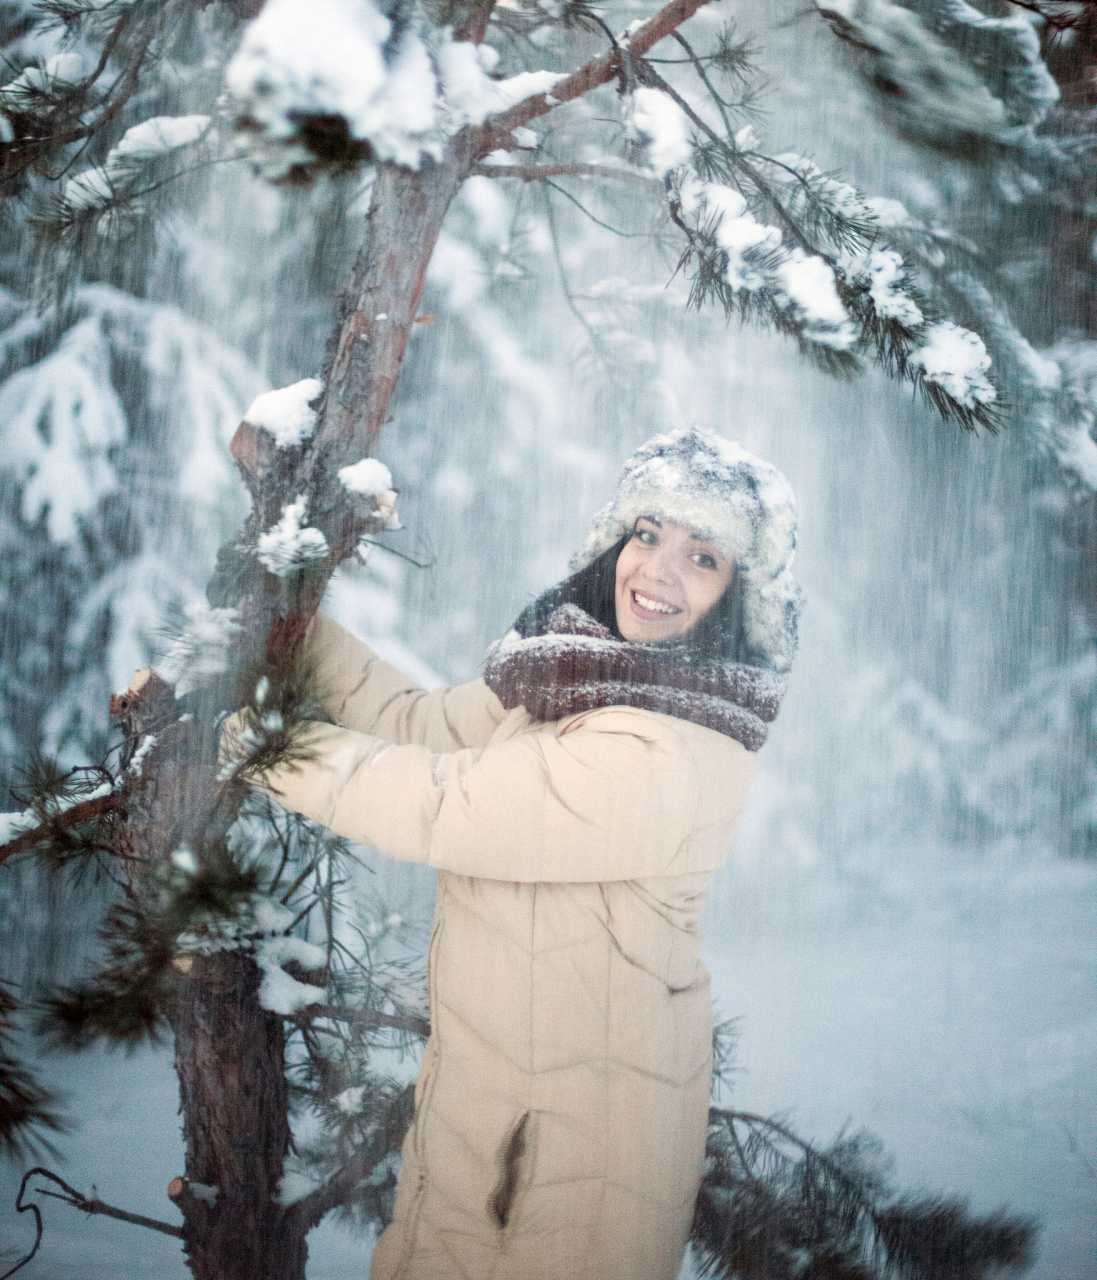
left=670, top=30, right=734, bottom=136
left=9, top=1167, right=183, bottom=1248
left=472, top=161, right=661, bottom=188
left=543, top=186, right=612, bottom=361
left=544, top=179, right=652, bottom=237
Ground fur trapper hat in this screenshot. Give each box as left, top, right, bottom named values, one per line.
left=571, top=426, right=803, bottom=672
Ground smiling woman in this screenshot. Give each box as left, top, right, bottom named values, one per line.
left=615, top=516, right=735, bottom=643
left=225, top=425, right=802, bottom=1280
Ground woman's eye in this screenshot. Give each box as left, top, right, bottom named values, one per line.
left=636, top=529, right=657, bottom=545
left=693, top=553, right=717, bottom=570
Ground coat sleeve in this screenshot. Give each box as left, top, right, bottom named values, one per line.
left=254, top=707, right=749, bottom=883
left=303, top=612, right=506, bottom=751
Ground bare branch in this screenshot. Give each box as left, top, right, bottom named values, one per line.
left=475, top=0, right=718, bottom=153
left=12, top=1167, right=183, bottom=1241
left=0, top=794, right=120, bottom=867
left=472, top=162, right=662, bottom=188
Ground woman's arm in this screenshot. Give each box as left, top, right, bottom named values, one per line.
left=304, top=613, right=506, bottom=751
left=247, top=707, right=755, bottom=883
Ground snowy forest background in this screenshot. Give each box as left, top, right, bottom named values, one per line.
left=0, top=0, right=1094, bottom=1276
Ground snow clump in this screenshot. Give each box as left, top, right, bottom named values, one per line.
left=679, top=178, right=781, bottom=290
left=244, top=377, right=323, bottom=447
left=861, top=249, right=923, bottom=326
left=772, top=153, right=867, bottom=221
left=675, top=176, right=857, bottom=348
left=339, top=457, right=401, bottom=527
left=108, top=116, right=210, bottom=168
left=172, top=843, right=199, bottom=874
left=910, top=321, right=996, bottom=408
left=0, top=810, right=34, bottom=846
left=127, top=734, right=158, bottom=777
left=226, top=0, right=563, bottom=175
left=335, top=1085, right=367, bottom=1114
left=864, top=196, right=916, bottom=229
left=631, top=87, right=692, bottom=175
left=256, top=934, right=328, bottom=1014
left=256, top=496, right=330, bottom=576
left=774, top=250, right=857, bottom=350
left=157, top=600, right=243, bottom=697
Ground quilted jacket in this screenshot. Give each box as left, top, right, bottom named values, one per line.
left=258, top=614, right=758, bottom=1280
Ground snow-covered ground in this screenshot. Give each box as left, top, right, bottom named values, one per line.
left=4, top=840, right=1093, bottom=1279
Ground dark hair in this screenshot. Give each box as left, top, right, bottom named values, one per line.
left=515, top=533, right=745, bottom=663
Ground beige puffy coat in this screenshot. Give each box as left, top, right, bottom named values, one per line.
left=260, top=615, right=757, bottom=1280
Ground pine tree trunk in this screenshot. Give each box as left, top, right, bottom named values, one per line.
left=169, top=953, right=303, bottom=1280
left=124, top=147, right=473, bottom=1277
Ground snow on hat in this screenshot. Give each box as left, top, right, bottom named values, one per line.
left=571, top=425, right=803, bottom=672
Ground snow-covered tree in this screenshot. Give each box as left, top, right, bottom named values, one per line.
left=0, top=0, right=1080, bottom=1274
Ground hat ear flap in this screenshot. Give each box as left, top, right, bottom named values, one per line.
left=740, top=569, right=802, bottom=674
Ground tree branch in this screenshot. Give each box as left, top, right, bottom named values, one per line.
left=640, top=64, right=821, bottom=257
left=472, top=161, right=662, bottom=188
left=290, top=1003, right=430, bottom=1038
left=0, top=794, right=120, bottom=867
left=12, top=1167, right=183, bottom=1240
left=283, top=1152, right=380, bottom=1237
left=474, top=0, right=718, bottom=153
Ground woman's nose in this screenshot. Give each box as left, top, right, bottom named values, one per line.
left=644, top=545, right=677, bottom=585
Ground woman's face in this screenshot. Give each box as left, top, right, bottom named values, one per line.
left=614, top=516, right=734, bottom=643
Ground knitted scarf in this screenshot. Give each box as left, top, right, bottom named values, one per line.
left=483, top=603, right=787, bottom=752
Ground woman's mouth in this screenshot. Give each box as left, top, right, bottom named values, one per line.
left=631, top=589, right=682, bottom=620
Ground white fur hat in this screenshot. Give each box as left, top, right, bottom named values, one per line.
left=571, top=426, right=803, bottom=672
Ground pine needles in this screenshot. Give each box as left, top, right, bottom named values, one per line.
left=692, top=1110, right=1037, bottom=1280
left=0, top=981, right=67, bottom=1161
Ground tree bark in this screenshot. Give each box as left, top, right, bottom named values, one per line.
left=169, top=952, right=302, bottom=1280
left=136, top=147, right=476, bottom=1280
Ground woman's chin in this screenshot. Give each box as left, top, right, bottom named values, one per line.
left=618, top=615, right=687, bottom=644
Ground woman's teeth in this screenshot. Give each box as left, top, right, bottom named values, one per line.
left=634, top=591, right=679, bottom=615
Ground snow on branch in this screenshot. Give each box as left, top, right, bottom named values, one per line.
left=908, top=321, right=996, bottom=411
left=243, top=378, right=324, bottom=449
left=255, top=496, right=331, bottom=577
left=338, top=458, right=401, bottom=528
left=614, top=53, right=1002, bottom=428
left=225, top=0, right=718, bottom=181
left=225, top=0, right=564, bottom=181
left=156, top=600, right=243, bottom=697
left=814, top=0, right=1059, bottom=149
left=33, top=113, right=214, bottom=244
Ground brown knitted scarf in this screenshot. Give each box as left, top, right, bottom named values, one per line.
left=483, top=604, right=787, bottom=751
